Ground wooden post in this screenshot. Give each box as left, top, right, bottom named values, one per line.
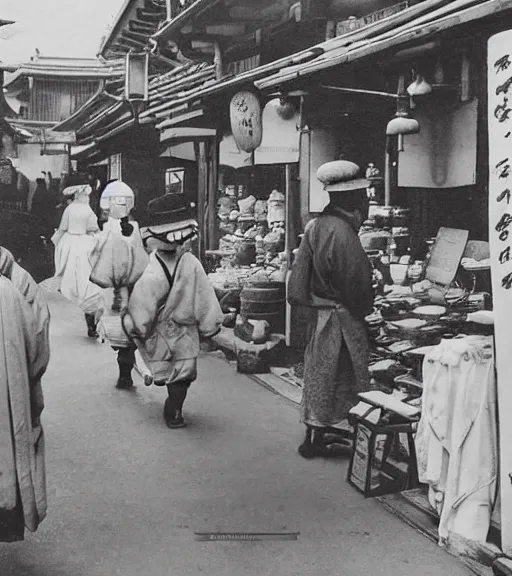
left=195, top=140, right=208, bottom=262
left=207, top=137, right=218, bottom=251
left=214, top=42, right=223, bottom=81
left=298, top=96, right=311, bottom=227
left=285, top=163, right=296, bottom=347
left=384, top=138, right=392, bottom=206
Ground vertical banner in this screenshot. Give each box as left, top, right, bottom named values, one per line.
left=109, top=153, right=122, bottom=181
left=488, top=30, right=512, bottom=555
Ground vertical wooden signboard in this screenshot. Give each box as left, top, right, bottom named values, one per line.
left=488, top=30, right=512, bottom=556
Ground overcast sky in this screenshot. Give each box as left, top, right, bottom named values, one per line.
left=0, top=0, right=126, bottom=64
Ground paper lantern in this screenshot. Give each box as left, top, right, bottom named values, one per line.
left=386, top=114, right=420, bottom=136
left=229, top=91, right=263, bottom=153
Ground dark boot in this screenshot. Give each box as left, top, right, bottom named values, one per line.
left=116, top=347, right=135, bottom=389
left=298, top=427, right=346, bottom=459
left=85, top=313, right=98, bottom=338
left=164, top=382, right=190, bottom=428
left=298, top=426, right=315, bottom=459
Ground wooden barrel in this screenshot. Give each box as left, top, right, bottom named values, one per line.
left=240, top=282, right=286, bottom=333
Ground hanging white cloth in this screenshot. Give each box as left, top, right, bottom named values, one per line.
left=415, top=335, right=497, bottom=545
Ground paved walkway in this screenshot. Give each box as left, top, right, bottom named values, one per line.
left=0, top=292, right=471, bottom=576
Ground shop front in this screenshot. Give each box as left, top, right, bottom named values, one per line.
left=205, top=91, right=301, bottom=350
left=250, top=1, right=512, bottom=571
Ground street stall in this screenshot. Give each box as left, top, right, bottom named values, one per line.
left=248, top=1, right=512, bottom=566
left=206, top=93, right=300, bottom=345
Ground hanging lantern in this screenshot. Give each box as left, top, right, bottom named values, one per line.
left=407, top=74, right=432, bottom=97
left=229, top=91, right=263, bottom=153
left=125, top=51, right=149, bottom=119
left=275, top=97, right=296, bottom=121
left=386, top=87, right=420, bottom=153
left=386, top=112, right=420, bottom=136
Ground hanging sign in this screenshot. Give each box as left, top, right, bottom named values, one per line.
left=488, top=29, right=512, bottom=554
left=109, top=153, right=122, bottom=181
left=254, top=98, right=300, bottom=165
left=229, top=91, right=262, bottom=153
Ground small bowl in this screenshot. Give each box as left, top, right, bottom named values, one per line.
left=390, top=264, right=409, bottom=286
left=413, top=305, right=446, bottom=321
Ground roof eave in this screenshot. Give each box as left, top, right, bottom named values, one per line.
left=99, top=0, right=140, bottom=58
left=153, top=0, right=217, bottom=42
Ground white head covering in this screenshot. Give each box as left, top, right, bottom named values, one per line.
left=100, top=181, right=135, bottom=219
left=63, top=184, right=92, bottom=199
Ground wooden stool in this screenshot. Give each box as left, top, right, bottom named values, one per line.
left=347, top=405, right=419, bottom=498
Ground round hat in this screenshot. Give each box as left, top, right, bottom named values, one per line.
left=316, top=160, right=370, bottom=192
left=147, top=194, right=196, bottom=226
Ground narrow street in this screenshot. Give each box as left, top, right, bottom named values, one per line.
left=0, top=291, right=471, bottom=576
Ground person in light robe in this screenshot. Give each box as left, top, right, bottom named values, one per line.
left=51, top=184, right=104, bottom=337
left=92, top=181, right=144, bottom=389
left=287, top=160, right=374, bottom=459
left=121, top=196, right=224, bottom=428
left=0, top=247, right=50, bottom=541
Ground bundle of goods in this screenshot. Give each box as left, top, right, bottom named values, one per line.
left=215, top=185, right=287, bottom=278
left=90, top=232, right=149, bottom=345
left=267, top=190, right=285, bottom=225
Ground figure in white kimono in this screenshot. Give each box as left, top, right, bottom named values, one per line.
left=121, top=195, right=224, bottom=428
left=90, top=181, right=146, bottom=389
left=52, top=183, right=104, bottom=337
left=0, top=247, right=50, bottom=541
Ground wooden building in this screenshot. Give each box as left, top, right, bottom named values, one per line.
left=1, top=55, right=124, bottom=209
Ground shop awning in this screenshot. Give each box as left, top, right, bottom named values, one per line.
left=255, top=0, right=512, bottom=91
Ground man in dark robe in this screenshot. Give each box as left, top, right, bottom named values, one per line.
left=287, top=160, right=374, bottom=459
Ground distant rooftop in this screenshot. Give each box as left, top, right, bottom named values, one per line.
left=4, top=55, right=125, bottom=90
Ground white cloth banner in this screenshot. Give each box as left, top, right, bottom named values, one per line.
left=488, top=29, right=512, bottom=553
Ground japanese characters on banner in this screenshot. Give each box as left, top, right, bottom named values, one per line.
left=229, top=91, right=263, bottom=153
left=489, top=33, right=512, bottom=316
left=488, top=30, right=512, bottom=551
left=109, top=153, right=122, bottom=181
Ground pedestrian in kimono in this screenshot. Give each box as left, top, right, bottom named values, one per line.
left=287, top=160, right=374, bottom=459
left=92, top=181, right=145, bottom=389
left=51, top=183, right=104, bottom=337
left=121, top=195, right=224, bottom=428
left=0, top=246, right=50, bottom=541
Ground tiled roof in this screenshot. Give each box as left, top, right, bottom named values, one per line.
left=4, top=57, right=125, bottom=89
left=55, top=61, right=216, bottom=145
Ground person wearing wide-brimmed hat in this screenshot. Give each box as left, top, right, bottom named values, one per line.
left=287, top=160, right=374, bottom=459
left=51, top=183, right=104, bottom=337
left=121, top=195, right=223, bottom=428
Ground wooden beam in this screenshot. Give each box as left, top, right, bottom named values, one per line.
left=110, top=44, right=130, bottom=54
left=122, top=29, right=152, bottom=44
left=27, top=130, right=76, bottom=145
left=204, top=23, right=246, bottom=36
left=156, top=109, right=204, bottom=130
left=160, top=127, right=216, bottom=143
left=137, top=8, right=164, bottom=22
left=141, top=1, right=166, bottom=14
left=129, top=20, right=158, bottom=34
left=117, top=36, right=147, bottom=50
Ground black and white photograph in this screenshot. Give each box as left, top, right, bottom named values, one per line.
left=0, top=0, right=508, bottom=574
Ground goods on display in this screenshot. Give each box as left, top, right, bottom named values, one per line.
left=209, top=178, right=288, bottom=334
